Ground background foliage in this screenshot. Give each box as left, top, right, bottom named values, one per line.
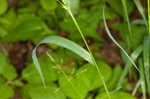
left=0, top=0, right=148, bottom=99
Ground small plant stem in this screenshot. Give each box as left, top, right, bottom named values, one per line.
left=67, top=9, right=111, bottom=99
left=46, top=53, right=83, bottom=99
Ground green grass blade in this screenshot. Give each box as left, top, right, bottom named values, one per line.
left=138, top=58, right=145, bottom=84
left=32, top=36, right=93, bottom=87
left=103, top=8, right=140, bottom=72
left=131, top=19, right=145, bottom=25
left=132, top=80, right=141, bottom=95
left=121, top=0, right=132, bottom=36
left=143, top=36, right=150, bottom=94
left=133, top=0, right=148, bottom=30
left=32, top=49, right=46, bottom=87
left=138, top=58, right=146, bottom=99
left=117, top=45, right=142, bottom=88
left=141, top=81, right=146, bottom=99
left=39, top=36, right=93, bottom=63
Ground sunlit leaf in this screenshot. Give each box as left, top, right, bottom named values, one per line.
left=0, top=80, right=14, bottom=99
left=59, top=61, right=112, bottom=99
left=0, top=0, right=8, bottom=15
left=96, top=92, right=136, bottom=99
left=23, top=54, right=57, bottom=85
left=40, top=0, right=57, bottom=11
left=21, top=84, right=66, bottom=99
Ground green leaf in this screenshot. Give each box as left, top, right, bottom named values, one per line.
left=0, top=26, right=7, bottom=37
left=13, top=80, right=24, bottom=87
left=106, top=0, right=133, bottom=17
left=0, top=52, right=7, bottom=74
left=0, top=9, right=17, bottom=30
left=0, top=52, right=17, bottom=81
left=46, top=50, right=78, bottom=74
left=96, top=92, right=136, bottom=99
left=0, top=0, right=8, bottom=15
left=18, top=2, right=40, bottom=14
left=32, top=36, right=93, bottom=86
left=59, top=61, right=112, bottom=99
left=22, top=54, right=58, bottom=85
left=112, top=23, right=146, bottom=50
left=40, top=0, right=57, bottom=11
left=2, top=14, right=51, bottom=43
left=59, top=10, right=103, bottom=41
left=21, top=84, right=66, bottom=99
left=107, top=65, right=122, bottom=90
left=1, top=63, right=17, bottom=81
left=0, top=80, right=14, bottom=99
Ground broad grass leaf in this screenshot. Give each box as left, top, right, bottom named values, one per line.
left=32, top=36, right=93, bottom=86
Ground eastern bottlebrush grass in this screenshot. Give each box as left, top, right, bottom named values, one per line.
left=32, top=0, right=149, bottom=99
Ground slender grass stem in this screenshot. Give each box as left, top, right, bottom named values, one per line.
left=67, top=9, right=111, bottom=99
left=57, top=1, right=110, bottom=98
